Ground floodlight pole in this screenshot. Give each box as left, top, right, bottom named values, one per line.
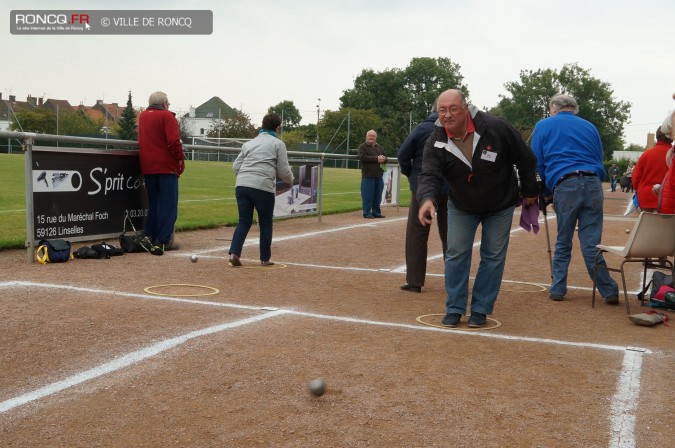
left=316, top=98, right=320, bottom=151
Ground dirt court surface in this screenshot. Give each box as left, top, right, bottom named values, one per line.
left=1, top=191, right=673, bottom=447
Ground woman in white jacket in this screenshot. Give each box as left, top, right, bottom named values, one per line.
left=228, top=113, right=294, bottom=266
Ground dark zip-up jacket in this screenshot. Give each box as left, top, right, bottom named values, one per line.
left=417, top=106, right=538, bottom=214
left=358, top=142, right=387, bottom=178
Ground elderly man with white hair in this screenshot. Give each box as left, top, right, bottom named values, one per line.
left=531, top=94, right=619, bottom=305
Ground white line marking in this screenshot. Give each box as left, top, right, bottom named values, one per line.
left=1, top=281, right=266, bottom=311
left=0, top=310, right=286, bottom=414
left=0, top=266, right=653, bottom=448
left=198, top=218, right=407, bottom=255
left=391, top=215, right=549, bottom=273
left=284, top=309, right=649, bottom=353
left=608, top=350, right=643, bottom=448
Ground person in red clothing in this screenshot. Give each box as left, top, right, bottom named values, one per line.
left=632, top=127, right=672, bottom=212
left=658, top=106, right=675, bottom=214
left=138, top=91, right=185, bottom=252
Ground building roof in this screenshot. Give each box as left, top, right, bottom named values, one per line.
left=42, top=99, right=73, bottom=112
left=194, top=96, right=236, bottom=119
left=0, top=96, right=36, bottom=121
left=77, top=105, right=106, bottom=124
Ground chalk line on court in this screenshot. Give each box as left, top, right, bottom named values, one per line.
left=0, top=281, right=650, bottom=446
left=197, top=217, right=407, bottom=256
left=0, top=309, right=287, bottom=414
left=609, top=348, right=644, bottom=448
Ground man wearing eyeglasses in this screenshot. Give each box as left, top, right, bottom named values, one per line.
left=417, top=89, right=539, bottom=328
left=138, top=91, right=185, bottom=254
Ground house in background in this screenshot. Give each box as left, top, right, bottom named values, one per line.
left=182, top=96, right=236, bottom=138
left=0, top=94, right=36, bottom=131
left=42, top=98, right=74, bottom=115
left=77, top=100, right=128, bottom=135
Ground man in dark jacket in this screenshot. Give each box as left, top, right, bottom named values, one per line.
left=397, top=108, right=448, bottom=293
left=417, top=89, right=539, bottom=327
left=138, top=91, right=185, bottom=252
left=358, top=130, right=387, bottom=218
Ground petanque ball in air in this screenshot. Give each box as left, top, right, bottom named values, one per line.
left=190, top=255, right=198, bottom=262
left=308, top=378, right=326, bottom=397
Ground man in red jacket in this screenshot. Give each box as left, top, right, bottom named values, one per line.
left=138, top=91, right=185, bottom=252
left=659, top=106, right=675, bottom=214
left=632, top=128, right=672, bottom=212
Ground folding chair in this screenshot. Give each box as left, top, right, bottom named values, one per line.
left=592, top=212, right=675, bottom=314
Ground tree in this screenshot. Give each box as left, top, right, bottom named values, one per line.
left=625, top=143, right=644, bottom=152
left=280, top=129, right=305, bottom=150
left=206, top=109, right=256, bottom=139
left=117, top=91, right=138, bottom=141
left=318, top=108, right=382, bottom=153
left=177, top=112, right=195, bottom=144
left=11, top=109, right=57, bottom=134
left=492, top=63, right=631, bottom=160
left=403, top=57, right=469, bottom=124
left=268, top=100, right=302, bottom=131
left=339, top=57, right=467, bottom=154
left=295, top=123, right=317, bottom=145
left=59, top=110, right=103, bottom=136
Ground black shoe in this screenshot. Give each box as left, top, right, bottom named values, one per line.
left=441, top=313, right=461, bottom=327
left=364, top=215, right=374, bottom=219
left=228, top=254, right=242, bottom=267
left=467, top=312, right=487, bottom=328
left=140, top=236, right=163, bottom=256
left=604, top=295, right=619, bottom=305
left=373, top=214, right=386, bottom=218
left=549, top=294, right=564, bottom=301
left=400, top=284, right=421, bottom=293
left=149, top=245, right=164, bottom=256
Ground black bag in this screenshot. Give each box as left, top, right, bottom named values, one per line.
left=119, top=234, right=148, bottom=253
left=36, top=239, right=72, bottom=264
left=92, top=242, right=125, bottom=257
left=637, top=271, right=675, bottom=309
left=119, top=212, right=162, bottom=255
left=73, top=246, right=107, bottom=260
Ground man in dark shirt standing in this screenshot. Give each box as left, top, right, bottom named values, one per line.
left=358, top=130, right=387, bottom=219
left=398, top=107, right=447, bottom=293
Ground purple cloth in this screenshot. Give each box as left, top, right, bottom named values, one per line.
left=519, top=198, right=540, bottom=234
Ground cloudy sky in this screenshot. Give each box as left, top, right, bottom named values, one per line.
left=2, top=0, right=673, bottom=146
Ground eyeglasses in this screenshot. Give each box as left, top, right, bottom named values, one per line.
left=438, top=106, right=464, bottom=115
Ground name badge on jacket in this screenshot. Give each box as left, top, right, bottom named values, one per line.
left=480, top=150, right=497, bottom=162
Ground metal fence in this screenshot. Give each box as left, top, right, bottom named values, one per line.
left=0, top=131, right=400, bottom=262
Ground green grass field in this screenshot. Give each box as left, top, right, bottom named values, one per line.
left=0, top=153, right=410, bottom=250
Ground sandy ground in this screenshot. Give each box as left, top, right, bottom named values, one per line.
left=0, top=191, right=673, bottom=447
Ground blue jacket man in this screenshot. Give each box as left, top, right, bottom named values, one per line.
left=397, top=111, right=448, bottom=293
left=531, top=94, right=619, bottom=304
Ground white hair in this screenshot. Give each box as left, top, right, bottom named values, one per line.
left=148, top=91, right=168, bottom=106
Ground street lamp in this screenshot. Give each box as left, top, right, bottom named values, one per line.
left=316, top=98, right=321, bottom=151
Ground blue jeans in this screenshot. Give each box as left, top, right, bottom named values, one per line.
left=444, top=201, right=515, bottom=315
left=143, top=174, right=179, bottom=244
left=361, top=177, right=384, bottom=217
left=229, top=186, right=276, bottom=262
left=551, top=176, right=618, bottom=297
left=610, top=177, right=618, bottom=192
